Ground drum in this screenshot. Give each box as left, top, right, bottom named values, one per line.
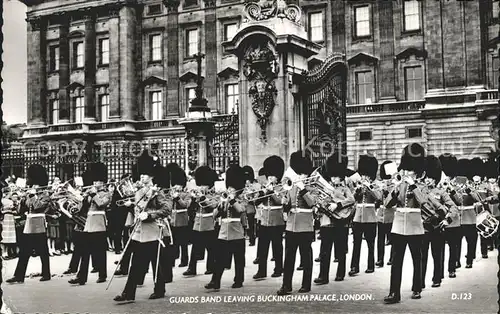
left=476, top=211, right=499, bottom=238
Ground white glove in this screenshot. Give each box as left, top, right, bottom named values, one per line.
left=328, top=203, right=337, bottom=211
left=439, top=219, right=449, bottom=229
left=405, top=177, right=415, bottom=186
left=139, top=212, right=149, bottom=221
left=172, top=192, right=180, bottom=199
left=290, top=208, right=297, bottom=214
left=296, top=182, right=305, bottom=191
left=124, top=200, right=133, bottom=207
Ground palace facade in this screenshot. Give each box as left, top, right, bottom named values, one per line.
left=11, top=0, right=500, bottom=179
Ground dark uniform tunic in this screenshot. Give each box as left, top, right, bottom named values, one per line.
left=376, top=182, right=395, bottom=265
left=171, top=192, right=191, bottom=266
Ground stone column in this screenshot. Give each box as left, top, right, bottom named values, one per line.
left=84, top=10, right=97, bottom=120
left=204, top=0, right=217, bottom=110
left=27, top=17, right=47, bottom=126
left=58, top=15, right=70, bottom=123
left=108, top=7, right=120, bottom=117
left=424, top=0, right=444, bottom=91
left=119, top=5, right=138, bottom=120
left=442, top=0, right=465, bottom=88
left=464, top=1, right=484, bottom=87
left=165, top=0, right=180, bottom=116
left=377, top=1, right=395, bottom=101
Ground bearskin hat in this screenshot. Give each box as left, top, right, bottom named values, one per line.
left=170, top=165, right=187, bottom=187
left=290, top=151, right=313, bottom=175
left=91, top=162, right=108, bottom=183
left=398, top=143, right=426, bottom=176
left=425, top=155, right=442, bottom=183
left=82, top=168, right=94, bottom=186
left=484, top=158, right=499, bottom=179
left=153, top=165, right=170, bottom=189
left=439, top=154, right=458, bottom=178
left=195, top=166, right=217, bottom=187
left=136, top=151, right=157, bottom=176
left=263, top=156, right=285, bottom=180
left=242, top=165, right=255, bottom=182
left=258, top=168, right=265, bottom=177
left=470, top=157, right=485, bottom=179
left=26, top=164, right=48, bottom=187
left=357, top=155, right=378, bottom=181
left=379, top=161, right=395, bottom=180
left=225, top=164, right=246, bottom=191
left=456, top=159, right=471, bottom=179
left=326, top=151, right=348, bottom=178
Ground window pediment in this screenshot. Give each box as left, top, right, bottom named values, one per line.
left=141, top=75, right=167, bottom=87
left=396, top=47, right=427, bottom=61
left=67, top=82, right=84, bottom=96
left=180, top=71, right=202, bottom=82
left=217, top=67, right=238, bottom=79
left=347, top=52, right=378, bottom=67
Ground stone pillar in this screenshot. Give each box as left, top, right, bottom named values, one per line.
left=119, top=5, right=138, bottom=120
left=108, top=7, right=120, bottom=117
left=331, top=1, right=346, bottom=54
left=464, top=1, right=485, bottom=87
left=204, top=0, right=217, bottom=110
left=84, top=11, right=97, bottom=120
left=442, top=0, right=465, bottom=88
left=165, top=0, right=180, bottom=116
left=377, top=1, right=395, bottom=100
left=424, top=0, right=444, bottom=91
left=58, top=15, right=70, bottom=123
left=27, top=17, right=47, bottom=126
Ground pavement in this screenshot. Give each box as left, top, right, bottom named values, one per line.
left=1, top=234, right=498, bottom=314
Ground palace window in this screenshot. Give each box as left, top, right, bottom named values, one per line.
left=147, top=4, right=162, bottom=15
left=150, top=91, right=163, bottom=120
left=99, top=38, right=109, bottom=65
left=73, top=42, right=84, bottom=69
left=404, top=66, right=423, bottom=100
left=407, top=127, right=422, bottom=139
left=308, top=12, right=324, bottom=43
left=358, top=130, right=372, bottom=141
left=49, top=46, right=59, bottom=71
left=186, top=29, right=199, bottom=57
left=187, top=87, right=196, bottom=107
left=224, top=23, right=238, bottom=41
left=493, top=56, right=499, bottom=89
left=354, top=5, right=370, bottom=38
left=403, top=1, right=420, bottom=31
left=355, top=71, right=373, bottom=104
left=150, top=34, right=162, bottom=62
left=51, top=99, right=59, bottom=124
left=184, top=0, right=198, bottom=7
left=225, top=83, right=239, bottom=114
left=74, top=96, right=85, bottom=122
left=100, top=94, right=109, bottom=122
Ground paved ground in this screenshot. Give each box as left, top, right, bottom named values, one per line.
left=2, top=234, right=498, bottom=314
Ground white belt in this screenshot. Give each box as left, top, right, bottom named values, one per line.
left=221, top=218, right=240, bottom=222
left=460, top=206, right=474, bottom=211
left=27, top=213, right=45, bottom=218
left=396, top=207, right=420, bottom=213
left=295, top=208, right=313, bottom=213
left=356, top=203, right=376, bottom=208
left=197, top=213, right=213, bottom=218
left=88, top=211, right=106, bottom=216
left=264, top=206, right=282, bottom=210
left=174, top=209, right=188, bottom=213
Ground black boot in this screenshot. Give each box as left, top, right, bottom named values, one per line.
left=383, top=293, right=400, bottom=304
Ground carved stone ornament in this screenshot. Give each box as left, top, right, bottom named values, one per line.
left=243, top=0, right=302, bottom=24
left=243, top=42, right=279, bottom=142
left=163, top=0, right=181, bottom=12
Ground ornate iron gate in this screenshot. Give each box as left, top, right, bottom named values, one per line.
left=302, top=53, right=347, bottom=168
left=211, top=112, right=240, bottom=174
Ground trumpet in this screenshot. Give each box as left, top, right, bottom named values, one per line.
left=116, top=196, right=135, bottom=207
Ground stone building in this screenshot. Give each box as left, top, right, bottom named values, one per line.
left=13, top=0, right=500, bottom=179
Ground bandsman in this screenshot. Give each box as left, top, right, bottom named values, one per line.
left=376, top=161, right=396, bottom=267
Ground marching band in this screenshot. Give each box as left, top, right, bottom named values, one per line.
left=1, top=144, right=499, bottom=304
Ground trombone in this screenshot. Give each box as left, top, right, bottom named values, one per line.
left=116, top=196, right=135, bottom=207
left=244, top=174, right=320, bottom=202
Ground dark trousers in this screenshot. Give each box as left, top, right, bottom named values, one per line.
left=444, top=227, right=460, bottom=273
left=188, top=230, right=216, bottom=273
left=377, top=222, right=393, bottom=263
left=332, top=226, right=349, bottom=279
left=457, top=225, right=478, bottom=264
left=282, top=231, right=313, bottom=290
left=122, top=240, right=166, bottom=299
left=211, top=239, right=245, bottom=285
left=351, top=222, right=376, bottom=271
left=111, top=212, right=127, bottom=252
left=422, top=230, right=444, bottom=285
left=389, top=234, right=422, bottom=297
left=172, top=226, right=189, bottom=265
left=257, top=225, right=284, bottom=275
left=118, top=239, right=135, bottom=274
left=14, top=233, right=50, bottom=279
left=247, top=214, right=256, bottom=245
left=255, top=221, right=261, bottom=259
left=77, top=232, right=107, bottom=283
left=318, top=227, right=334, bottom=280
left=68, top=231, right=83, bottom=272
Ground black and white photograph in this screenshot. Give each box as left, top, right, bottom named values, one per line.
left=0, top=0, right=499, bottom=313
